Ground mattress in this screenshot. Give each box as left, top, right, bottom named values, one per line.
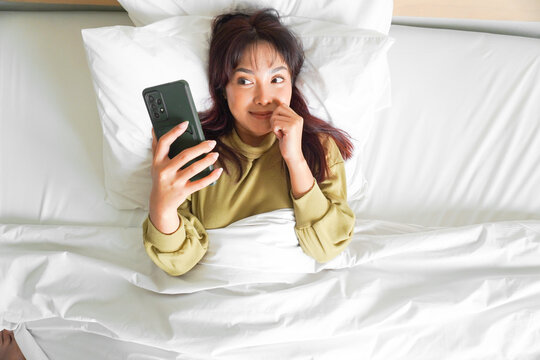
left=1, top=10, right=539, bottom=360
left=353, top=23, right=540, bottom=227
left=0, top=11, right=145, bottom=228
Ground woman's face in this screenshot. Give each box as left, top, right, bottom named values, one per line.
left=225, top=41, right=293, bottom=146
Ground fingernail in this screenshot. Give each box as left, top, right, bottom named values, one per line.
left=208, top=140, right=217, bottom=147
left=179, top=121, right=188, bottom=128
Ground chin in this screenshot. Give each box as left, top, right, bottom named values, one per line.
left=256, top=127, right=273, bottom=136
left=236, top=118, right=271, bottom=138
left=247, top=123, right=271, bottom=135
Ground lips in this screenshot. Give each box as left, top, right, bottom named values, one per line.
left=249, top=111, right=273, bottom=119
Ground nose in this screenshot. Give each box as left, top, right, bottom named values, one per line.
left=253, top=83, right=272, bottom=106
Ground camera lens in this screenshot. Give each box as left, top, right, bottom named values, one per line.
left=151, top=104, right=157, bottom=111
left=157, top=98, right=162, bottom=105
left=149, top=95, right=154, bottom=102
left=154, top=112, right=159, bottom=118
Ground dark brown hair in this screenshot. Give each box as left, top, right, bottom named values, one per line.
left=199, top=8, right=354, bottom=182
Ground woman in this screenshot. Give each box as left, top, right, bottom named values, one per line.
left=143, top=9, right=356, bottom=276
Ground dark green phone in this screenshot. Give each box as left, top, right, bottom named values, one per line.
left=142, top=79, right=214, bottom=183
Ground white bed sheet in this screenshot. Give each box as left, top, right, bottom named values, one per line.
left=1, top=210, right=539, bottom=359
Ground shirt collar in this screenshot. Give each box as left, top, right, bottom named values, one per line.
left=227, top=127, right=277, bottom=160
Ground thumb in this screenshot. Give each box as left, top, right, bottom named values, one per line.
left=152, top=128, right=157, bottom=155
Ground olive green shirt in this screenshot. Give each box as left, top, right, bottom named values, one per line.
left=142, top=128, right=355, bottom=276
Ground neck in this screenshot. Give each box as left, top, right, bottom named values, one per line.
left=234, top=125, right=269, bottom=147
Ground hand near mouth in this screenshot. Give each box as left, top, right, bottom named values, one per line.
left=269, top=99, right=305, bottom=165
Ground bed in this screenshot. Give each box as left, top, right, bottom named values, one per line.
left=1, top=1, right=539, bottom=359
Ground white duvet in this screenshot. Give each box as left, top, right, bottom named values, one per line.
left=1, top=209, right=539, bottom=359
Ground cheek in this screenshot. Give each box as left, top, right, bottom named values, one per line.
left=227, top=94, right=245, bottom=114
left=225, top=87, right=240, bottom=112
left=224, top=86, right=233, bottom=104
left=277, top=86, right=293, bottom=105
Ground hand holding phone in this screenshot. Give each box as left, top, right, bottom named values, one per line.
left=143, top=80, right=223, bottom=233
left=143, top=79, right=213, bottom=181
left=148, top=123, right=223, bottom=234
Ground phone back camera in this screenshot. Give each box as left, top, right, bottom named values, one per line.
left=146, top=91, right=167, bottom=120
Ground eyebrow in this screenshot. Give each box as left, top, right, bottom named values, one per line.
left=234, top=66, right=288, bottom=75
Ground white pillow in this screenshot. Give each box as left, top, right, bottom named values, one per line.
left=117, top=0, right=394, bottom=35
left=82, top=15, right=394, bottom=210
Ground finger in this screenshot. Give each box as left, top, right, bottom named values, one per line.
left=152, top=128, right=157, bottom=155
left=155, top=122, right=189, bottom=162
left=177, top=151, right=220, bottom=183
left=271, top=117, right=284, bottom=131
left=271, top=114, right=295, bottom=124
left=2, top=330, right=9, bottom=345
left=269, top=112, right=291, bottom=128
left=168, top=139, right=217, bottom=172
left=273, top=103, right=297, bottom=118
left=271, top=116, right=295, bottom=135
left=273, top=98, right=292, bottom=109
left=272, top=114, right=303, bottom=134
left=272, top=100, right=289, bottom=115
left=185, top=167, right=224, bottom=193
left=0, top=330, right=4, bottom=345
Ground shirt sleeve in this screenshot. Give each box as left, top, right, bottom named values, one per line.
left=142, top=195, right=209, bottom=276
left=291, top=137, right=356, bottom=263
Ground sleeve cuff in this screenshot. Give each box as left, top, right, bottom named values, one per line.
left=143, top=214, right=187, bottom=253
left=291, top=180, right=330, bottom=228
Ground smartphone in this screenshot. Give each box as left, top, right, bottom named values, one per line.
left=142, top=79, right=214, bottom=183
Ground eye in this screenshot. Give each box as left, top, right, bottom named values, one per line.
left=272, top=76, right=285, bottom=84
left=237, top=78, right=253, bottom=85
